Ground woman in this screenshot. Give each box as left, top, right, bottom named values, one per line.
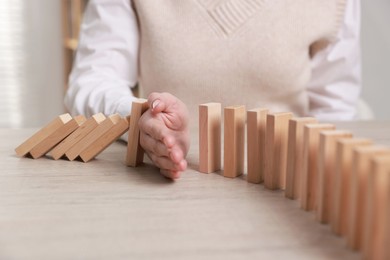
left=65, top=0, right=361, bottom=179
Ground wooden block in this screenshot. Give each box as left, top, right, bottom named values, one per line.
left=126, top=99, right=149, bottom=167
left=285, top=117, right=317, bottom=199
left=223, top=105, right=246, bottom=178
left=264, top=112, right=293, bottom=190
left=199, top=103, right=222, bottom=174
left=300, top=123, right=335, bottom=211
left=15, top=113, right=74, bottom=157
left=316, top=130, right=353, bottom=224
left=79, top=116, right=129, bottom=162
left=50, top=113, right=106, bottom=160
left=331, top=138, right=372, bottom=236
left=27, top=115, right=86, bottom=159
left=65, top=114, right=122, bottom=161
left=363, top=154, right=390, bottom=260
left=246, top=108, right=268, bottom=183
left=347, top=146, right=390, bottom=250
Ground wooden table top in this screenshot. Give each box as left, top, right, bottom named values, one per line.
left=1, top=121, right=390, bottom=260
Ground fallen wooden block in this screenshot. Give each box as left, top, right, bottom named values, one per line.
left=285, top=117, right=317, bottom=199
left=223, top=105, right=246, bottom=178
left=247, top=108, right=268, bottom=183
left=264, top=112, right=293, bottom=190
left=15, top=113, right=76, bottom=157
left=199, top=103, right=222, bottom=174
left=300, top=123, right=335, bottom=211
left=331, top=138, right=372, bottom=236
left=126, top=99, right=149, bottom=167
left=79, top=116, right=129, bottom=162
left=347, top=146, right=390, bottom=250
left=317, top=130, right=352, bottom=224
left=50, top=113, right=106, bottom=160
left=363, top=154, right=390, bottom=260
left=65, top=114, right=123, bottom=161
left=16, top=114, right=86, bottom=159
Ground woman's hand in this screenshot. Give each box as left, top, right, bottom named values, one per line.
left=138, top=92, right=190, bottom=179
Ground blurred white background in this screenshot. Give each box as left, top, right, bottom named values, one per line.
left=0, top=0, right=389, bottom=128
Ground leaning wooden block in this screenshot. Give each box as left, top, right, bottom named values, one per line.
left=285, top=117, right=317, bottom=199
left=26, top=115, right=86, bottom=159
left=264, top=112, right=293, bottom=190
left=363, top=154, right=390, bottom=260
left=199, top=103, right=222, bottom=174
left=331, top=138, right=372, bottom=236
left=347, top=146, right=390, bottom=250
left=126, top=99, right=149, bottom=167
left=316, top=130, right=352, bottom=224
left=300, top=123, right=335, bottom=211
left=79, top=116, right=129, bottom=162
left=223, top=105, right=246, bottom=178
left=15, top=113, right=74, bottom=157
left=65, top=114, right=122, bottom=161
left=50, top=113, right=106, bottom=160
left=247, top=108, right=268, bottom=183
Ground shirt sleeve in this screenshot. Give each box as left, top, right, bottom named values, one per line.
left=307, top=0, right=361, bottom=121
left=64, top=0, right=139, bottom=118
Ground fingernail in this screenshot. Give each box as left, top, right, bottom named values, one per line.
left=152, top=100, right=160, bottom=110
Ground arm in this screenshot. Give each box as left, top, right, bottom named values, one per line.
left=64, top=0, right=139, bottom=117
left=307, top=0, right=361, bottom=121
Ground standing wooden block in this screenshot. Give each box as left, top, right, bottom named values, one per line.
left=264, top=112, right=293, bottom=190
left=79, top=116, right=129, bottom=162
left=300, top=123, right=335, bottom=211
left=331, top=138, right=372, bottom=236
left=65, top=114, right=123, bottom=161
left=363, top=154, right=390, bottom=260
left=347, top=146, right=390, bottom=250
left=223, top=105, right=246, bottom=178
left=126, top=99, right=149, bottom=167
left=15, top=113, right=74, bottom=157
left=246, top=108, right=268, bottom=183
left=199, top=103, right=222, bottom=174
left=316, top=130, right=352, bottom=224
left=27, top=115, right=86, bottom=159
left=285, top=117, right=317, bottom=199
left=50, top=113, right=106, bottom=160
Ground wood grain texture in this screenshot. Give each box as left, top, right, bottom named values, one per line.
left=50, top=113, right=106, bottom=160
left=199, top=103, right=221, bottom=173
left=15, top=113, right=73, bottom=157
left=317, top=130, right=353, bottom=224
left=347, top=146, right=390, bottom=250
left=331, top=138, right=372, bottom=236
left=126, top=99, right=149, bottom=167
left=246, top=108, right=268, bottom=184
left=363, top=155, right=390, bottom=260
left=223, top=105, right=246, bottom=178
left=29, top=115, right=86, bottom=159
left=300, top=124, right=335, bottom=211
left=264, top=112, right=293, bottom=190
left=285, top=117, right=317, bottom=199
left=3, top=121, right=390, bottom=259
left=79, top=117, right=129, bottom=163
left=65, top=114, right=122, bottom=161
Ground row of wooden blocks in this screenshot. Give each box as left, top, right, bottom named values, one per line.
left=199, top=103, right=390, bottom=260
left=15, top=99, right=149, bottom=166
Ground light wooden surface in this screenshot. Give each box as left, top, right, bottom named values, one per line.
left=2, top=121, right=390, bottom=260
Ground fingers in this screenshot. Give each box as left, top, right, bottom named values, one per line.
left=148, top=152, right=187, bottom=173
left=139, top=113, right=170, bottom=145
left=140, top=132, right=169, bottom=157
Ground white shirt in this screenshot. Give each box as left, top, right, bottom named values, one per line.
left=65, top=0, right=361, bottom=121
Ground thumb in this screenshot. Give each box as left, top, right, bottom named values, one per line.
left=148, top=92, right=177, bottom=114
